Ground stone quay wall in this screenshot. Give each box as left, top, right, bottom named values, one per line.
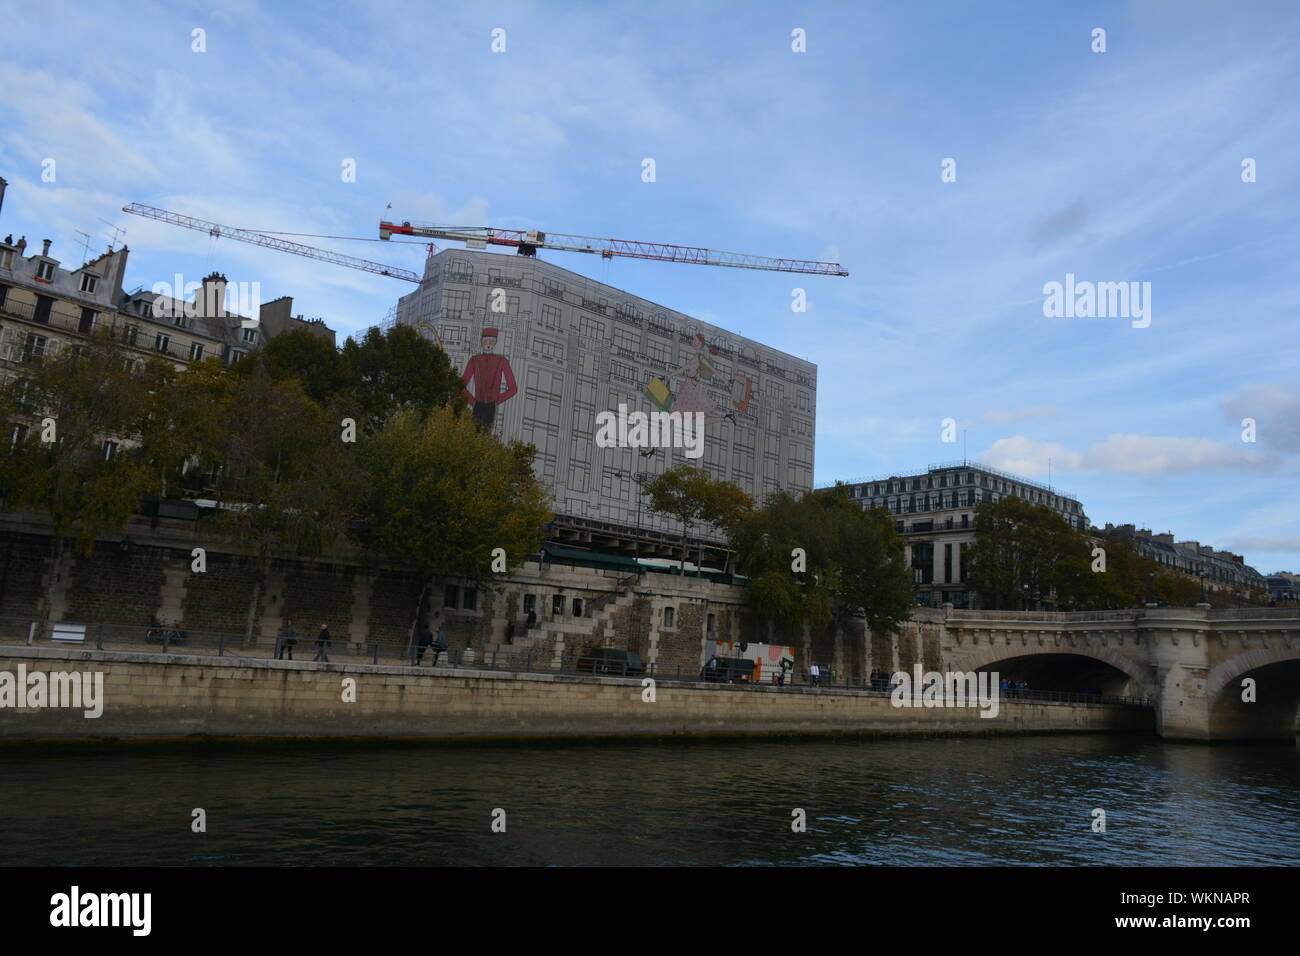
left=0, top=646, right=1153, bottom=742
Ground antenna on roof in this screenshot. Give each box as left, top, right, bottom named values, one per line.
left=74, top=229, right=92, bottom=264
left=98, top=217, right=125, bottom=251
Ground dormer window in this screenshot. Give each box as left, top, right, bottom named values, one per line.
left=79, top=274, right=98, bottom=294
left=0, top=249, right=12, bottom=270
left=241, top=327, right=258, bottom=344
left=35, top=261, right=55, bottom=282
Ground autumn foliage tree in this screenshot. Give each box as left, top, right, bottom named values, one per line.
left=356, top=404, right=552, bottom=637
left=733, top=485, right=913, bottom=638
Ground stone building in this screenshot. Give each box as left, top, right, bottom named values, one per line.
left=836, top=461, right=1089, bottom=608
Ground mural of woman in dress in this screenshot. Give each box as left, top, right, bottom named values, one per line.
left=664, top=332, right=742, bottom=424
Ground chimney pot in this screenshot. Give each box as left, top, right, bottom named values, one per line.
left=41, top=239, right=51, bottom=256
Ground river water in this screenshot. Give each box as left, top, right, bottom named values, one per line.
left=1, top=735, right=1296, bottom=866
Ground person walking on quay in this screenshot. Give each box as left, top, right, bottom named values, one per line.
left=505, top=620, right=515, bottom=645
left=313, top=623, right=332, bottom=662
left=431, top=619, right=448, bottom=666
left=526, top=608, right=537, bottom=630
left=277, top=619, right=298, bottom=660
left=809, top=662, right=821, bottom=687
left=414, top=620, right=433, bottom=665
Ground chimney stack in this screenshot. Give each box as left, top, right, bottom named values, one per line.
left=41, top=239, right=51, bottom=256
left=200, top=271, right=228, bottom=317
left=0, top=177, right=7, bottom=219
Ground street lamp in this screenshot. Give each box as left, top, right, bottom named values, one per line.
left=613, top=470, right=655, bottom=561
left=1146, top=571, right=1156, bottom=607
left=1197, top=564, right=1207, bottom=605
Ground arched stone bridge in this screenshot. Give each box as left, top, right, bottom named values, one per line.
left=915, top=606, right=1300, bottom=741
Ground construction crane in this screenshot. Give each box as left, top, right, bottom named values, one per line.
left=380, top=221, right=849, bottom=277
left=123, top=203, right=423, bottom=283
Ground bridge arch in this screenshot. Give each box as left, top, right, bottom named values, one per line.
left=1204, top=644, right=1300, bottom=741
left=946, top=643, right=1158, bottom=701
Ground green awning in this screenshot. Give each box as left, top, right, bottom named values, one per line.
left=542, top=543, right=641, bottom=571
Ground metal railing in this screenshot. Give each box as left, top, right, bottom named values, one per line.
left=0, top=615, right=1153, bottom=707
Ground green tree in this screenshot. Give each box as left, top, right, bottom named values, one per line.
left=357, top=404, right=552, bottom=638
left=340, top=324, right=464, bottom=434
left=181, top=363, right=365, bottom=635
left=967, top=497, right=1088, bottom=609
left=232, top=327, right=347, bottom=404
left=733, top=485, right=913, bottom=637
left=644, top=465, right=753, bottom=575
left=0, top=332, right=176, bottom=622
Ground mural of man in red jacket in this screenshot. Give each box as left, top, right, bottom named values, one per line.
left=461, top=327, right=517, bottom=428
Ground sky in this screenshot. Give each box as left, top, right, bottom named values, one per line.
left=2, top=0, right=1298, bottom=573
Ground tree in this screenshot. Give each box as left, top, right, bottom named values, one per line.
left=0, top=332, right=176, bottom=622
left=181, top=362, right=365, bottom=635
left=356, top=404, right=552, bottom=639
left=340, top=324, right=464, bottom=434
left=643, top=465, right=753, bottom=575
left=232, top=327, right=347, bottom=404
left=966, top=497, right=1087, bottom=609
left=733, top=486, right=913, bottom=637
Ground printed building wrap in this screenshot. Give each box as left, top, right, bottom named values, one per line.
left=393, top=249, right=816, bottom=543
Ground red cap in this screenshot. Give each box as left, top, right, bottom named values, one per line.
left=482, top=327, right=499, bottom=338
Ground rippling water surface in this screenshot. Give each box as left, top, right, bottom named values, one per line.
left=1, top=736, right=1297, bottom=866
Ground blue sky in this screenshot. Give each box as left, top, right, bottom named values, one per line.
left=2, top=0, right=1298, bottom=573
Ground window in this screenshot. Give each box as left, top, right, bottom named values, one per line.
left=35, top=261, right=55, bottom=282
left=444, top=289, right=471, bottom=316
left=540, top=304, right=561, bottom=328
left=33, top=295, right=53, bottom=324
left=462, top=587, right=477, bottom=611
left=447, top=258, right=472, bottom=281
left=102, top=440, right=119, bottom=461
left=662, top=606, right=675, bottom=628
left=0, top=284, right=7, bottom=307
left=571, top=598, right=583, bottom=618
left=9, top=423, right=28, bottom=450
left=0, top=249, right=12, bottom=270
left=154, top=333, right=170, bottom=353
left=707, top=613, right=716, bottom=634
left=78, top=308, right=96, bottom=334
left=173, top=312, right=187, bottom=328
left=444, top=585, right=459, bottom=608
left=188, top=342, right=205, bottom=361
left=79, top=274, right=98, bottom=294
left=241, top=327, right=258, bottom=343
left=523, top=594, right=536, bottom=614
left=123, top=324, right=139, bottom=346
left=552, top=594, right=565, bottom=616
left=22, top=333, right=48, bottom=365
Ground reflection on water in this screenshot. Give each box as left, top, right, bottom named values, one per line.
left=1, top=735, right=1297, bottom=866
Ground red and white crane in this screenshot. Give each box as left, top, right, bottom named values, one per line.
left=123, top=203, right=423, bottom=283
left=380, top=220, right=848, bottom=276
left=122, top=203, right=849, bottom=281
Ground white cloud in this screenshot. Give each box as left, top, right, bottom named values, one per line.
left=981, top=434, right=1278, bottom=477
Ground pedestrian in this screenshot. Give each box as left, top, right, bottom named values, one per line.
left=414, top=620, right=433, bottom=665
left=505, top=620, right=515, bottom=645
left=277, top=619, right=297, bottom=660
left=810, top=663, right=821, bottom=686
left=313, top=622, right=331, bottom=662
left=1000, top=677, right=1009, bottom=696
left=431, top=618, right=447, bottom=666
left=526, top=608, right=537, bottom=630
